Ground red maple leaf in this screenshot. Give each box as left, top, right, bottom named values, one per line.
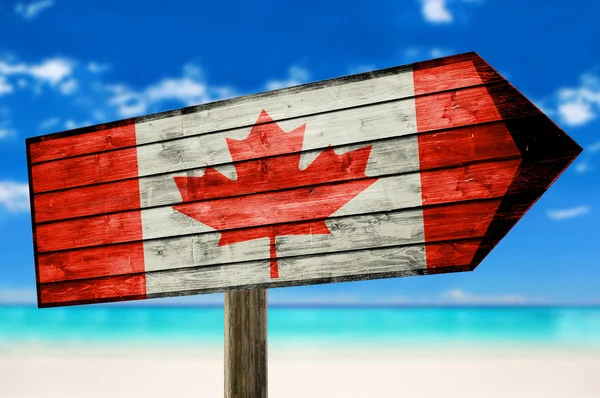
left=173, top=110, right=377, bottom=278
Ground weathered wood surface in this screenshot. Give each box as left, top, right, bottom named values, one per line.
left=39, top=241, right=483, bottom=306
left=32, top=83, right=534, bottom=194
left=29, top=54, right=503, bottom=164
left=26, top=52, right=582, bottom=307
left=224, top=289, right=268, bottom=398
left=38, top=200, right=506, bottom=283
left=32, top=120, right=521, bottom=220
left=35, top=159, right=524, bottom=252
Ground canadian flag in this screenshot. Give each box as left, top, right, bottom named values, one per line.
left=27, top=53, right=580, bottom=307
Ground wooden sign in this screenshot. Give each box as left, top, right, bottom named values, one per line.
left=26, top=52, right=581, bottom=307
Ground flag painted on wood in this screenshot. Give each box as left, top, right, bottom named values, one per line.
left=26, top=52, right=582, bottom=307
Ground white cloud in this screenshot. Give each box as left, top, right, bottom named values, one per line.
left=568, top=141, right=600, bottom=175
left=547, top=206, right=590, bottom=220
left=0, top=57, right=74, bottom=87
left=550, top=74, right=600, bottom=127
left=146, top=78, right=210, bottom=104
left=558, top=100, right=595, bottom=126
left=348, top=64, right=377, bottom=75
left=0, top=76, right=13, bottom=96
left=64, top=119, right=93, bottom=130
left=105, top=84, right=147, bottom=117
left=403, top=47, right=453, bottom=62
left=265, top=66, right=311, bottom=90
left=574, top=161, right=590, bottom=173
left=39, top=117, right=60, bottom=130
left=439, top=289, right=527, bottom=304
left=430, top=47, right=451, bottom=58
left=59, top=78, right=77, bottom=95
left=105, top=63, right=237, bottom=118
left=420, top=0, right=483, bottom=24
left=14, top=0, right=54, bottom=20
left=421, top=0, right=453, bottom=23
left=0, top=181, right=30, bottom=212
left=589, top=140, right=600, bottom=153
left=28, top=58, right=74, bottom=85
left=87, top=61, right=110, bottom=74
left=0, top=127, right=13, bottom=139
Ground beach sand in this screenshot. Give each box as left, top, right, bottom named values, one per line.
left=1, top=345, right=599, bottom=397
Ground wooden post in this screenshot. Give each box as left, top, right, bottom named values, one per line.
left=224, top=289, right=268, bottom=398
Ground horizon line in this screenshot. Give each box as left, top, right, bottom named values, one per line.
left=1, top=302, right=600, bottom=308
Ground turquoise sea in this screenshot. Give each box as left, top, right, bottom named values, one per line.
left=1, top=306, right=599, bottom=349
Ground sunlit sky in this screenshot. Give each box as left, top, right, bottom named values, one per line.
left=0, top=0, right=598, bottom=305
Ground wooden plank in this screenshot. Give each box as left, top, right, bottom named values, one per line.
left=34, top=134, right=407, bottom=221
left=36, top=211, right=143, bottom=253
left=30, top=64, right=416, bottom=166
left=35, top=159, right=522, bottom=252
left=38, top=242, right=146, bottom=283
left=413, top=60, right=483, bottom=95
left=34, top=179, right=142, bottom=224
left=31, top=120, right=521, bottom=228
left=415, top=86, right=501, bottom=131
left=39, top=274, right=146, bottom=307
left=422, top=200, right=501, bottom=241
left=37, top=242, right=427, bottom=306
left=37, top=199, right=505, bottom=283
left=39, top=208, right=424, bottom=283
left=32, top=131, right=521, bottom=225
left=31, top=148, right=139, bottom=193
left=144, top=243, right=434, bottom=295
left=27, top=52, right=583, bottom=309
left=417, top=122, right=519, bottom=170
left=31, top=80, right=523, bottom=195
left=420, top=159, right=521, bottom=205
left=29, top=122, right=135, bottom=164
left=224, top=289, right=267, bottom=398
left=35, top=235, right=493, bottom=306
left=29, top=53, right=501, bottom=165
left=425, top=240, right=481, bottom=269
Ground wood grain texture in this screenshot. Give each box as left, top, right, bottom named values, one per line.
left=38, top=242, right=146, bottom=284
left=36, top=210, right=143, bottom=253
left=29, top=122, right=136, bottom=164
left=38, top=241, right=474, bottom=306
left=413, top=60, right=482, bottom=95
left=39, top=200, right=511, bottom=284
left=224, top=289, right=267, bottom=398
left=28, top=53, right=499, bottom=165
left=40, top=274, right=146, bottom=306
left=36, top=158, right=526, bottom=253
left=27, top=52, right=582, bottom=307
left=32, top=119, right=522, bottom=223
left=32, top=147, right=139, bottom=193
left=31, top=81, right=533, bottom=196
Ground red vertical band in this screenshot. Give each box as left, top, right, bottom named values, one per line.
left=32, top=147, right=139, bottom=193
left=32, top=122, right=146, bottom=302
left=40, top=274, right=147, bottom=307
left=29, top=122, right=136, bottom=164
left=38, top=242, right=146, bottom=283
left=414, top=60, right=519, bottom=270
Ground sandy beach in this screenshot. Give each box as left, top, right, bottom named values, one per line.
left=2, top=345, right=599, bottom=397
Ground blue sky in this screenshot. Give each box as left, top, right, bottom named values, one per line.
left=0, top=0, right=598, bottom=305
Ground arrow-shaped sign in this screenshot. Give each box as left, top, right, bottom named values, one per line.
left=26, top=52, right=581, bottom=307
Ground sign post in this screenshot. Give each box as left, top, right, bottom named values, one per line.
left=224, top=289, right=268, bottom=398
left=26, top=52, right=582, bottom=395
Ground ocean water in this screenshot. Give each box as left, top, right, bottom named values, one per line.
left=1, top=305, right=599, bottom=349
